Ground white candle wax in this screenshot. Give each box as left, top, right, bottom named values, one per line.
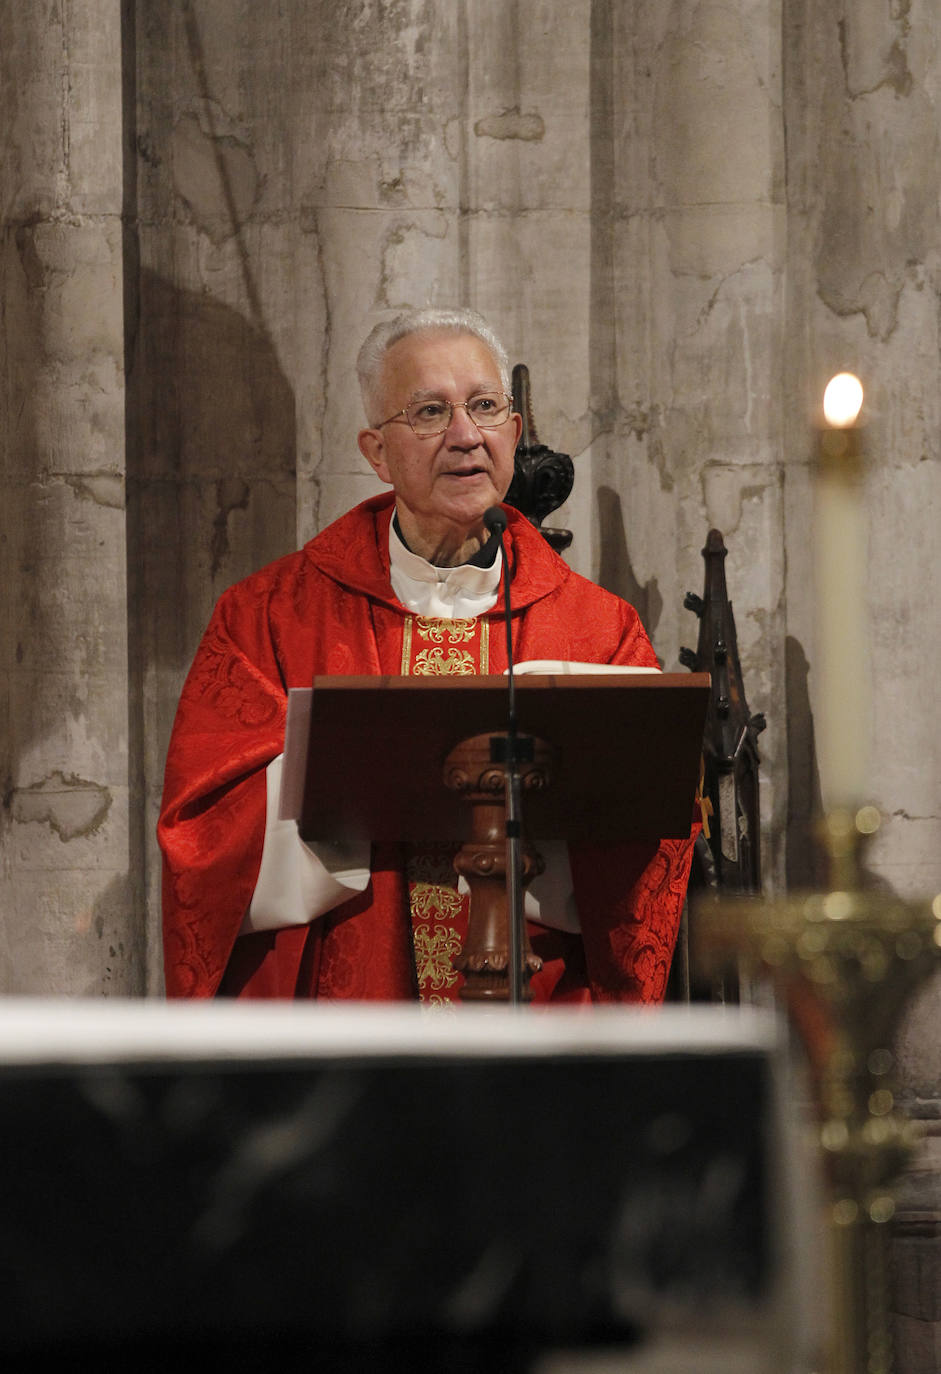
left=815, top=380, right=870, bottom=811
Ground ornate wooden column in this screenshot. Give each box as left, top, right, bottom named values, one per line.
left=444, top=731, right=552, bottom=1002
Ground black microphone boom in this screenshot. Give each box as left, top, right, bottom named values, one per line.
left=486, top=503, right=525, bottom=1004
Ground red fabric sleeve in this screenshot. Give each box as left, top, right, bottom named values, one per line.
left=560, top=586, right=699, bottom=1001
left=158, top=592, right=286, bottom=997
left=569, top=834, right=698, bottom=1002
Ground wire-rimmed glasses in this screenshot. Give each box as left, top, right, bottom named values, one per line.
left=377, top=391, right=513, bottom=436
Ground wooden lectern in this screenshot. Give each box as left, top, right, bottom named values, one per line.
left=282, top=673, right=710, bottom=1001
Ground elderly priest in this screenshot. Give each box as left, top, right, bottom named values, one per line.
left=158, top=308, right=698, bottom=1002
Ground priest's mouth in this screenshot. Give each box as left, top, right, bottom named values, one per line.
left=442, top=466, right=488, bottom=479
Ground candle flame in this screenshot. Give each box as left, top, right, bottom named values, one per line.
left=823, top=372, right=864, bottom=428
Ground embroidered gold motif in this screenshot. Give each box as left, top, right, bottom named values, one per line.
left=401, top=610, right=490, bottom=999
left=412, top=647, right=477, bottom=675
left=409, top=880, right=463, bottom=922
left=402, top=616, right=489, bottom=675
left=413, top=922, right=462, bottom=990
left=415, top=617, right=477, bottom=644
left=408, top=874, right=464, bottom=1000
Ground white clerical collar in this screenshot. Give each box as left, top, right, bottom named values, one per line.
left=388, top=517, right=503, bottom=619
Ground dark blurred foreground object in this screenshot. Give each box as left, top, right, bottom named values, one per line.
left=506, top=363, right=574, bottom=553
left=0, top=1001, right=784, bottom=1372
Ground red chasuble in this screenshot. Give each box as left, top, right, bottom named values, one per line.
left=159, top=494, right=697, bottom=1003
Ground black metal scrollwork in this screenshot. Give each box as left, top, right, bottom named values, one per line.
left=506, top=364, right=575, bottom=553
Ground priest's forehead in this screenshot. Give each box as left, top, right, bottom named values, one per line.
left=378, top=330, right=504, bottom=408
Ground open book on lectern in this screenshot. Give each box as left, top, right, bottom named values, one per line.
left=280, top=668, right=710, bottom=848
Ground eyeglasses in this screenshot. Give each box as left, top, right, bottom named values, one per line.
left=377, top=391, right=514, bottom=437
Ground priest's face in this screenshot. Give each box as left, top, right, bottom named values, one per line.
left=357, top=330, right=522, bottom=566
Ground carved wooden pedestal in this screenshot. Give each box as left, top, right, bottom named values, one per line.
left=443, top=732, right=552, bottom=1002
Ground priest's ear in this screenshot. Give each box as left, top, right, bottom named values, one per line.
left=358, top=427, right=392, bottom=485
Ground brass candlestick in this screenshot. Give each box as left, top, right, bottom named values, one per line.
left=694, top=807, right=941, bottom=1374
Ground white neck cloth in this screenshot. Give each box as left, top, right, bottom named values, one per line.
left=388, top=518, right=503, bottom=619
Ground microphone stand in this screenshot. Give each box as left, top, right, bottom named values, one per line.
left=484, top=506, right=527, bottom=1005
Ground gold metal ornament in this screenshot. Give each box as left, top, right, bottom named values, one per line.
left=694, top=808, right=941, bottom=1374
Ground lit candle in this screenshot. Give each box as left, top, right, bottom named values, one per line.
left=815, top=373, right=870, bottom=811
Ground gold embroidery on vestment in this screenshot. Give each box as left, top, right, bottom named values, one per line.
left=415, top=617, right=477, bottom=644
left=402, top=616, right=488, bottom=676
left=402, top=614, right=492, bottom=999
left=412, top=646, right=477, bottom=675
left=409, top=879, right=462, bottom=923
left=413, top=922, right=462, bottom=991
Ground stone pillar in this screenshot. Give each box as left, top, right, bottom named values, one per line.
left=596, top=0, right=788, bottom=884
left=0, top=1, right=142, bottom=993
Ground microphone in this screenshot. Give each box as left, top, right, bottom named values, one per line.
left=483, top=505, right=508, bottom=537
left=484, top=504, right=525, bottom=1004
left=484, top=505, right=515, bottom=728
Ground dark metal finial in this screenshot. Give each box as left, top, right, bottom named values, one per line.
left=506, top=362, right=574, bottom=554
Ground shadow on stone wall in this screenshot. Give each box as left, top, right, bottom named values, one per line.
left=786, top=636, right=906, bottom=898
left=595, top=485, right=663, bottom=640
left=125, top=267, right=298, bottom=993
left=126, top=267, right=297, bottom=668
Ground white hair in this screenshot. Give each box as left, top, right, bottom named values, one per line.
left=356, top=307, right=511, bottom=425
